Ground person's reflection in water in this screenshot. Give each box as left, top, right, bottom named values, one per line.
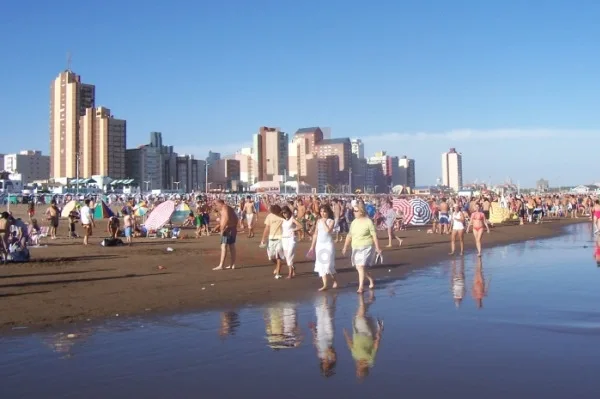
left=218, top=311, right=240, bottom=340
left=451, top=258, right=466, bottom=308
left=265, top=305, right=302, bottom=350
left=344, top=292, right=383, bottom=381
left=310, top=295, right=337, bottom=378
left=593, top=237, right=600, bottom=267
left=472, top=257, right=490, bottom=309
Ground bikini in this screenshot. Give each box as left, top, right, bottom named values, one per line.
left=471, top=212, right=485, bottom=232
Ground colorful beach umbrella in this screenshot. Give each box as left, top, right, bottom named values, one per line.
left=408, top=198, right=432, bottom=226
left=392, top=198, right=413, bottom=224
left=61, top=200, right=80, bottom=218
left=144, top=200, right=176, bottom=230
left=134, top=206, right=148, bottom=217
left=93, top=201, right=115, bottom=219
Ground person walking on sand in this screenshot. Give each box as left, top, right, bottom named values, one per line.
left=260, top=205, right=285, bottom=279
left=342, top=202, right=382, bottom=294
left=281, top=206, right=302, bottom=279
left=449, top=203, right=465, bottom=256
left=213, top=200, right=239, bottom=270
left=467, top=203, right=490, bottom=257
left=244, top=196, right=257, bottom=238
left=79, top=199, right=95, bottom=246
left=309, top=205, right=338, bottom=291
left=384, top=200, right=403, bottom=248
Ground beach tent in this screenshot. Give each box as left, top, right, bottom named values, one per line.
left=93, top=201, right=115, bottom=219
left=171, top=202, right=191, bottom=223
left=61, top=200, right=80, bottom=218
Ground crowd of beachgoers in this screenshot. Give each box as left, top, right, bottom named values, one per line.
left=2, top=191, right=599, bottom=281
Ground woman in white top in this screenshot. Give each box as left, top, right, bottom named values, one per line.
left=309, top=205, right=338, bottom=291
left=310, top=295, right=337, bottom=377
left=450, top=203, right=465, bottom=256
left=281, top=206, right=302, bottom=279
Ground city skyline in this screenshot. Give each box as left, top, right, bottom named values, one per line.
left=2, top=2, right=600, bottom=186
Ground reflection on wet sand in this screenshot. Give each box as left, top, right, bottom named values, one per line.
left=451, top=258, right=466, bottom=308
left=472, top=258, right=490, bottom=309
left=593, top=237, right=600, bottom=267
left=219, top=311, right=240, bottom=340
left=344, top=292, right=383, bottom=381
left=310, top=295, right=337, bottom=378
left=264, top=305, right=302, bottom=350
left=42, top=328, right=96, bottom=359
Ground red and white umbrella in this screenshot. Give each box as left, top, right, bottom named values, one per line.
left=144, top=200, right=176, bottom=230
left=392, top=198, right=413, bottom=224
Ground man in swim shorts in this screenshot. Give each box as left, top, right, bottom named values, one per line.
left=438, top=198, right=450, bottom=234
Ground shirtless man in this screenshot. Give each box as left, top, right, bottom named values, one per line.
left=438, top=198, right=450, bottom=234
left=213, top=200, right=239, bottom=270
left=296, top=199, right=307, bottom=240
left=45, top=200, right=59, bottom=239
left=482, top=197, right=492, bottom=226
left=123, top=211, right=135, bottom=246
left=243, top=196, right=256, bottom=238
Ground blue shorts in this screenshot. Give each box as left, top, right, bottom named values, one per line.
left=221, top=230, right=237, bottom=245
left=439, top=213, right=450, bottom=225
left=124, top=227, right=132, bottom=237
left=202, top=214, right=210, bottom=225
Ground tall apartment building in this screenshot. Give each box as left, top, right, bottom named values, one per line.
left=368, top=151, right=396, bottom=187
left=80, top=107, right=126, bottom=178
left=350, top=138, right=364, bottom=159
left=397, top=156, right=416, bottom=188
left=209, top=159, right=241, bottom=191
left=231, top=148, right=257, bottom=185
left=3, top=150, right=50, bottom=184
left=254, top=126, right=288, bottom=181
left=294, top=127, right=324, bottom=177
left=175, top=155, right=202, bottom=192
left=49, top=70, right=95, bottom=179
left=126, top=145, right=163, bottom=191
left=442, top=148, right=463, bottom=191
left=316, top=138, right=351, bottom=187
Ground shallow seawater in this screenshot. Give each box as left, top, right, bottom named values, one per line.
left=3, top=223, right=600, bottom=398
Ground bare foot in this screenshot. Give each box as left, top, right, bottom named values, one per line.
left=318, top=286, right=328, bottom=292
left=386, top=244, right=392, bottom=248
left=212, top=266, right=224, bottom=271
left=477, top=253, right=482, bottom=257
left=332, top=282, right=338, bottom=289
left=369, top=281, right=375, bottom=289
left=460, top=252, right=464, bottom=256
left=357, top=288, right=364, bottom=294
left=449, top=252, right=455, bottom=255
left=225, top=265, right=236, bottom=269
left=397, top=238, right=403, bottom=246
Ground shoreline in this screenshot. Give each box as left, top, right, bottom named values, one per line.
left=0, top=218, right=589, bottom=332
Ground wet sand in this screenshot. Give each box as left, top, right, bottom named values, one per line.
left=0, top=206, right=587, bottom=330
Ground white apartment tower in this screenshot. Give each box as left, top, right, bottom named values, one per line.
left=442, top=148, right=463, bottom=191
left=350, top=138, right=364, bottom=159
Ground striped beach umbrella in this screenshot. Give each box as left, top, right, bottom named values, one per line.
left=408, top=198, right=432, bottom=226
left=171, top=202, right=191, bottom=223
left=392, top=198, right=413, bottom=224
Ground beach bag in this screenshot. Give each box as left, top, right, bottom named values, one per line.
left=6, top=245, right=30, bottom=262
left=101, top=237, right=124, bottom=247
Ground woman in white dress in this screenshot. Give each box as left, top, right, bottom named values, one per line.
left=342, top=203, right=382, bottom=293
left=310, top=295, right=337, bottom=377
left=281, top=206, right=302, bottom=279
left=309, top=205, right=338, bottom=291
left=449, top=203, right=465, bottom=256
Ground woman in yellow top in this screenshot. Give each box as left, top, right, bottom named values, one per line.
left=342, top=203, right=383, bottom=293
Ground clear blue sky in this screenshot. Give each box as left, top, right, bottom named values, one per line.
left=1, top=0, right=599, bottom=187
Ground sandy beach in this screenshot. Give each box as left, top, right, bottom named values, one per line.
left=0, top=205, right=587, bottom=330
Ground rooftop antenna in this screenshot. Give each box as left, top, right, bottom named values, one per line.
left=66, top=51, right=72, bottom=72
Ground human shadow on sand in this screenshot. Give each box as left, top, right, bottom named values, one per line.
left=33, top=255, right=122, bottom=263
left=0, top=290, right=52, bottom=298
left=0, top=269, right=117, bottom=279
left=0, top=272, right=171, bottom=289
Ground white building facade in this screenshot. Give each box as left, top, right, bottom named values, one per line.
left=4, top=150, right=50, bottom=185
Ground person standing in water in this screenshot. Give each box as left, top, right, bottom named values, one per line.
left=343, top=202, right=382, bottom=293
left=467, top=203, right=490, bottom=257
left=449, top=203, right=465, bottom=256
left=309, top=205, right=338, bottom=291
left=260, top=205, right=285, bottom=279
left=384, top=200, right=403, bottom=248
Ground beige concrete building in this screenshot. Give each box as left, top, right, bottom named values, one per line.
left=254, top=126, right=288, bottom=181
left=294, top=127, right=324, bottom=177
left=80, top=107, right=127, bottom=178
left=50, top=70, right=95, bottom=179
left=442, top=148, right=463, bottom=191
left=3, top=150, right=50, bottom=185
